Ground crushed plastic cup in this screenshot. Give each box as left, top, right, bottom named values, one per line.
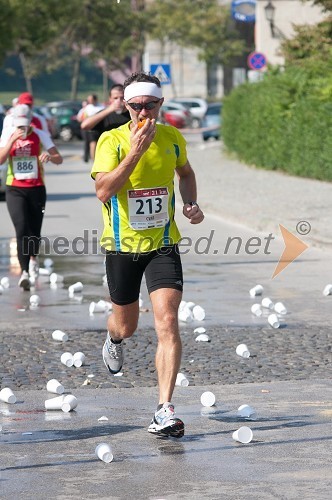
left=61, top=395, right=78, bottom=412
left=175, top=372, right=189, bottom=387
left=0, top=277, right=10, bottom=288
left=236, top=343, right=250, bottom=358
left=95, top=443, right=113, bottom=463
left=232, top=426, right=253, bottom=444
left=46, top=379, right=64, bottom=395
left=29, top=294, right=40, bottom=306
left=50, top=273, right=64, bottom=284
left=192, top=305, right=205, bottom=321
left=194, top=327, right=206, bottom=334
left=68, top=282, right=83, bottom=294
left=237, top=404, right=256, bottom=419
left=73, top=352, right=86, bottom=368
left=268, top=313, right=280, bottom=329
left=52, top=330, right=69, bottom=342
left=251, top=303, right=263, bottom=317
left=179, top=300, right=187, bottom=312
left=322, top=284, right=332, bottom=296
left=60, top=352, right=74, bottom=367
left=0, top=387, right=17, bottom=404
left=200, top=391, right=216, bottom=407
left=274, top=302, right=287, bottom=315
left=249, top=284, right=263, bottom=297
left=45, top=395, right=66, bottom=410
left=195, top=333, right=210, bottom=342
left=261, top=297, right=274, bottom=309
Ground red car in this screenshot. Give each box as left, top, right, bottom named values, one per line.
left=160, top=102, right=193, bottom=129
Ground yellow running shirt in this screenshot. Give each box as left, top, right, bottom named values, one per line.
left=91, top=122, right=188, bottom=252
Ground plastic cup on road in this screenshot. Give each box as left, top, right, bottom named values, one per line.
left=249, top=284, right=263, bottom=297
left=45, top=395, right=66, bottom=410
left=44, top=258, right=54, bottom=268
left=268, top=313, right=280, bottom=329
left=192, top=305, right=206, bottom=321
left=0, top=387, right=17, bottom=404
left=175, top=372, right=189, bottom=387
left=237, top=404, right=256, bottom=419
left=30, top=294, right=40, bottom=306
left=73, top=352, right=86, bottom=368
left=322, top=284, right=332, bottom=296
left=261, top=297, right=274, bottom=309
left=89, top=301, right=106, bottom=315
left=61, top=395, right=78, bottom=412
left=236, top=343, right=250, bottom=358
left=195, top=333, right=210, bottom=342
left=68, top=282, right=83, bottom=294
left=95, top=443, right=113, bottom=463
left=0, top=277, right=10, bottom=288
left=61, top=352, right=74, bottom=367
left=232, top=426, right=253, bottom=444
left=46, top=379, right=64, bottom=395
left=251, top=303, right=263, bottom=317
left=39, top=267, right=51, bottom=276
left=185, top=301, right=196, bottom=310
left=50, top=273, right=64, bottom=284
left=194, top=326, right=206, bottom=334
left=200, top=391, right=216, bottom=407
left=274, top=302, right=287, bottom=314
left=178, top=308, right=193, bottom=322
left=52, top=330, right=69, bottom=342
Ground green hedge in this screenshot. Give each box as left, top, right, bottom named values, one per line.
left=222, top=69, right=332, bottom=181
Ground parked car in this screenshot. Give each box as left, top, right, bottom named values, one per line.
left=34, top=106, right=58, bottom=138
left=44, top=101, right=82, bottom=141
left=167, top=97, right=208, bottom=128
left=160, top=101, right=193, bottom=129
left=201, top=102, right=222, bottom=141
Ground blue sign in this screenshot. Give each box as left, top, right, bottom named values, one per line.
left=247, top=51, right=267, bottom=70
left=150, top=64, right=171, bottom=85
left=231, top=0, right=256, bottom=23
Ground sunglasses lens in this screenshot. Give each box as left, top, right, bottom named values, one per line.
left=128, top=100, right=160, bottom=111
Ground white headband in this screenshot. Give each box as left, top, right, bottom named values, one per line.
left=124, top=82, right=162, bottom=101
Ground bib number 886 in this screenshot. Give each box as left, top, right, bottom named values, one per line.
left=16, top=161, right=34, bottom=171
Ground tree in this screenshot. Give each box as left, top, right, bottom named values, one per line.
left=0, top=0, right=14, bottom=64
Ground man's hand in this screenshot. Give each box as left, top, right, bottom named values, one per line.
left=183, top=202, right=204, bottom=224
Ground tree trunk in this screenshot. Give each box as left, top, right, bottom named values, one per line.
left=71, top=52, right=81, bottom=101
left=19, top=52, right=33, bottom=94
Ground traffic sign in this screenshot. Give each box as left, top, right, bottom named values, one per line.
left=150, top=64, right=171, bottom=85
left=247, top=52, right=267, bottom=70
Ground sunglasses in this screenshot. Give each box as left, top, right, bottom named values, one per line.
left=127, top=100, right=161, bottom=111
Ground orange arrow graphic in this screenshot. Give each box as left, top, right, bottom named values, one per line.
left=272, top=224, right=309, bottom=279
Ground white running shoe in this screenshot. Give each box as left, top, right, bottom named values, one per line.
left=18, top=271, right=30, bottom=291
left=148, top=403, right=185, bottom=438
left=102, top=332, right=124, bottom=374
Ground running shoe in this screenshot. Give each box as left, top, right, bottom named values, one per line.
left=102, top=332, right=124, bottom=374
left=29, top=257, right=39, bottom=283
left=148, top=402, right=185, bottom=438
left=18, top=271, right=30, bottom=291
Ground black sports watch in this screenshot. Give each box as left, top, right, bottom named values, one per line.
left=188, top=201, right=199, bottom=208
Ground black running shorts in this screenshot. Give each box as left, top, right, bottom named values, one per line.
left=105, top=244, right=183, bottom=305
